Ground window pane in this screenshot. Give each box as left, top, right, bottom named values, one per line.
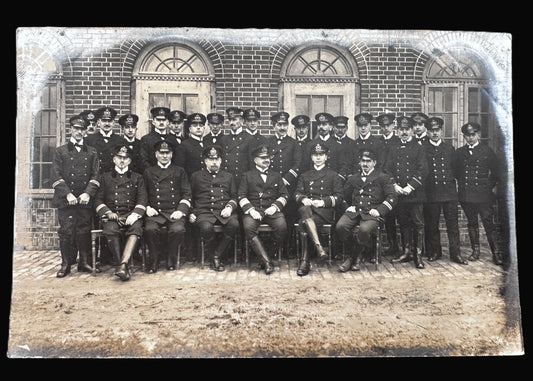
left=468, top=88, right=479, bottom=113
left=311, top=96, right=326, bottom=115
left=49, top=111, right=57, bottom=135
left=443, top=115, right=454, bottom=138
left=434, top=90, right=443, bottom=113
left=30, top=164, right=40, bottom=189
left=295, top=96, right=309, bottom=116
left=167, top=94, right=183, bottom=111
left=41, top=164, right=52, bottom=189
left=184, top=94, right=199, bottom=114
left=149, top=93, right=166, bottom=109
left=481, top=89, right=490, bottom=112
left=444, top=88, right=455, bottom=112
left=42, top=137, right=56, bottom=162
left=327, top=96, right=342, bottom=116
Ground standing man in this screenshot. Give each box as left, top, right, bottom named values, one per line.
left=238, top=145, right=289, bottom=275
left=337, top=149, right=397, bottom=272
left=423, top=117, right=467, bottom=264
left=168, top=110, right=188, bottom=144
left=86, top=106, right=126, bottom=174
left=205, top=113, right=225, bottom=146
left=220, top=107, right=253, bottom=186
left=143, top=140, right=192, bottom=273
left=118, top=113, right=143, bottom=174
left=376, top=113, right=401, bottom=257
left=94, top=145, right=147, bottom=281
left=291, top=114, right=311, bottom=149
left=51, top=115, right=101, bottom=277
left=189, top=145, right=240, bottom=271
left=347, top=113, right=386, bottom=174
left=140, top=107, right=181, bottom=171
left=385, top=115, right=428, bottom=269
left=244, top=108, right=267, bottom=149
left=176, top=112, right=207, bottom=179
left=453, top=122, right=503, bottom=265
left=412, top=112, right=429, bottom=145
left=295, top=143, right=343, bottom=276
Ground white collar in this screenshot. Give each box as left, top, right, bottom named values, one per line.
left=416, top=131, right=427, bottom=139
left=255, top=165, right=268, bottom=173
left=231, top=127, right=242, bottom=135
left=359, top=132, right=371, bottom=140
left=318, top=134, right=330, bottom=141
left=297, top=136, right=308, bottom=142
left=468, top=141, right=479, bottom=149
left=70, top=137, right=83, bottom=145
left=190, top=134, right=203, bottom=142
left=158, top=161, right=171, bottom=169
left=155, top=128, right=167, bottom=135
left=275, top=133, right=287, bottom=140
left=210, top=131, right=222, bottom=137
left=115, top=166, right=129, bottom=175
left=400, top=136, right=413, bottom=144
left=429, top=139, right=442, bottom=147
left=314, top=163, right=326, bottom=171
left=124, top=136, right=136, bottom=143
left=247, top=129, right=258, bottom=135
left=99, top=129, right=113, bottom=138
left=362, top=167, right=374, bottom=177
left=383, top=132, right=394, bottom=140
left=335, top=134, right=346, bottom=140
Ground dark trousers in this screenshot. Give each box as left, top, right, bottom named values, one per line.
left=196, top=215, right=240, bottom=242
left=336, top=213, right=379, bottom=248
left=396, top=203, right=424, bottom=250
left=144, top=215, right=186, bottom=269
left=242, top=213, right=287, bottom=242
left=424, top=201, right=460, bottom=258
left=460, top=201, right=498, bottom=241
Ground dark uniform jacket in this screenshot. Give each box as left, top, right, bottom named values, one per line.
left=143, top=164, right=192, bottom=219
left=95, top=168, right=147, bottom=218
left=86, top=131, right=126, bottom=173
left=295, top=136, right=311, bottom=149
left=295, top=166, right=344, bottom=223
left=123, top=137, right=143, bottom=174
left=246, top=131, right=269, bottom=152
left=190, top=168, right=238, bottom=225
left=384, top=138, right=428, bottom=204
left=414, top=133, right=429, bottom=146
left=51, top=141, right=101, bottom=209
left=266, top=135, right=302, bottom=190
left=175, top=136, right=206, bottom=178
left=452, top=142, right=501, bottom=204
left=220, top=130, right=253, bottom=184
left=342, top=168, right=397, bottom=221
left=301, top=136, right=345, bottom=177
left=423, top=140, right=458, bottom=202
left=204, top=132, right=224, bottom=146
left=140, top=130, right=181, bottom=171
left=380, top=134, right=402, bottom=161
left=238, top=167, right=289, bottom=218
left=330, top=135, right=355, bottom=180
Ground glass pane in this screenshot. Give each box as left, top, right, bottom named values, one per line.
left=481, top=89, right=490, bottom=112
left=288, top=47, right=350, bottom=77
left=41, top=86, right=50, bottom=108
left=49, top=83, right=57, bottom=108
left=30, top=164, right=40, bottom=189
left=327, top=96, right=342, bottom=116
left=149, top=93, right=166, bottom=109
left=434, top=90, right=443, bottom=113
left=42, top=137, right=56, bottom=162
left=481, top=115, right=490, bottom=138
left=311, top=96, right=326, bottom=115
left=32, top=137, right=41, bottom=162
left=184, top=94, right=199, bottom=114
left=428, top=89, right=436, bottom=113
left=41, top=164, right=52, bottom=189
left=49, top=111, right=57, bottom=135
left=444, top=88, right=455, bottom=112
left=295, top=96, right=309, bottom=116
left=443, top=115, right=454, bottom=138
left=167, top=94, right=183, bottom=111
left=468, top=88, right=479, bottom=113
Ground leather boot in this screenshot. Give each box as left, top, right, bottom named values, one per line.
left=297, top=233, right=310, bottom=276
left=115, top=235, right=139, bottom=281
left=57, top=240, right=72, bottom=278
left=351, top=251, right=363, bottom=271
left=488, top=231, right=503, bottom=265
left=302, top=218, right=327, bottom=262
left=77, top=232, right=97, bottom=273
left=413, top=228, right=425, bottom=269
left=250, top=236, right=274, bottom=274
left=212, top=234, right=233, bottom=271
left=467, top=227, right=480, bottom=260
left=106, top=235, right=122, bottom=273
left=392, top=228, right=411, bottom=263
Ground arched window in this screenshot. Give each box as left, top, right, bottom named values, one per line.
left=281, top=44, right=360, bottom=138
left=423, top=48, right=497, bottom=148
left=132, top=42, right=215, bottom=136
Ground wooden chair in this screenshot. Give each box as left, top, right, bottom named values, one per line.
left=244, top=224, right=283, bottom=267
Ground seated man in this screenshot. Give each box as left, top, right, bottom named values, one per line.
left=336, top=149, right=397, bottom=272
left=189, top=145, right=240, bottom=271
left=143, top=140, right=191, bottom=273
left=94, top=145, right=147, bottom=280
left=238, top=145, right=289, bottom=275
left=295, top=143, right=343, bottom=276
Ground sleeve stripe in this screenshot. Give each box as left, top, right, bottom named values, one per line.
left=179, top=199, right=191, bottom=208
left=239, top=198, right=251, bottom=208
left=89, top=179, right=101, bottom=187
left=383, top=201, right=393, bottom=210
left=412, top=177, right=422, bottom=186
left=95, top=204, right=107, bottom=213
left=276, top=197, right=287, bottom=206
left=134, top=204, right=146, bottom=211
left=289, top=169, right=298, bottom=177
left=330, top=196, right=336, bottom=207
left=52, top=179, right=65, bottom=188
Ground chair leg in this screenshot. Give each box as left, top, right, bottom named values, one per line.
left=201, top=238, right=205, bottom=267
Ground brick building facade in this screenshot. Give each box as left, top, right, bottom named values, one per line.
left=15, top=28, right=514, bottom=251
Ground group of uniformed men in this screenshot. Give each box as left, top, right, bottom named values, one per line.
left=51, top=105, right=505, bottom=281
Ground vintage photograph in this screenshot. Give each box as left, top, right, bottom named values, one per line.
left=11, top=27, right=521, bottom=358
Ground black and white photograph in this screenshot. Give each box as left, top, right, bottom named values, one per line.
left=10, top=27, right=521, bottom=358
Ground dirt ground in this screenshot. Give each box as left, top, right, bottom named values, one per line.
left=6, top=253, right=524, bottom=359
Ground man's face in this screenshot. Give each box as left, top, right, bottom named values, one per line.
left=169, top=121, right=183, bottom=135
left=189, top=122, right=205, bottom=137
left=359, top=155, right=376, bottom=173
left=380, top=123, right=395, bottom=136
left=358, top=123, right=371, bottom=136
left=71, top=126, right=87, bottom=141
left=123, top=125, right=137, bottom=139
left=152, top=117, right=169, bottom=131
left=333, top=125, right=347, bottom=138
left=464, top=132, right=480, bottom=145
left=398, top=126, right=413, bottom=141
left=311, top=153, right=327, bottom=167
left=428, top=128, right=442, bottom=142
left=97, top=118, right=114, bottom=133
left=229, top=116, right=243, bottom=131
left=113, top=155, right=132, bottom=170
left=245, top=118, right=259, bottom=132
left=86, top=122, right=97, bottom=134
left=254, top=155, right=271, bottom=170
left=295, top=126, right=309, bottom=139
left=204, top=157, right=222, bottom=172
left=209, top=123, right=222, bottom=135
left=274, top=121, right=288, bottom=137
left=155, top=150, right=172, bottom=165
left=414, top=122, right=426, bottom=136
left=317, top=122, right=332, bottom=137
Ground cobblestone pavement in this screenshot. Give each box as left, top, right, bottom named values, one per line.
left=11, top=246, right=506, bottom=283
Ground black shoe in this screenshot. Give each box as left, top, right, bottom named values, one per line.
left=115, top=263, right=130, bottom=281
left=338, top=258, right=353, bottom=273
left=297, top=261, right=310, bottom=276
left=211, top=257, right=225, bottom=272
left=77, top=263, right=94, bottom=273
left=56, top=266, right=70, bottom=278
left=264, top=262, right=275, bottom=275
left=451, top=255, right=468, bottom=265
